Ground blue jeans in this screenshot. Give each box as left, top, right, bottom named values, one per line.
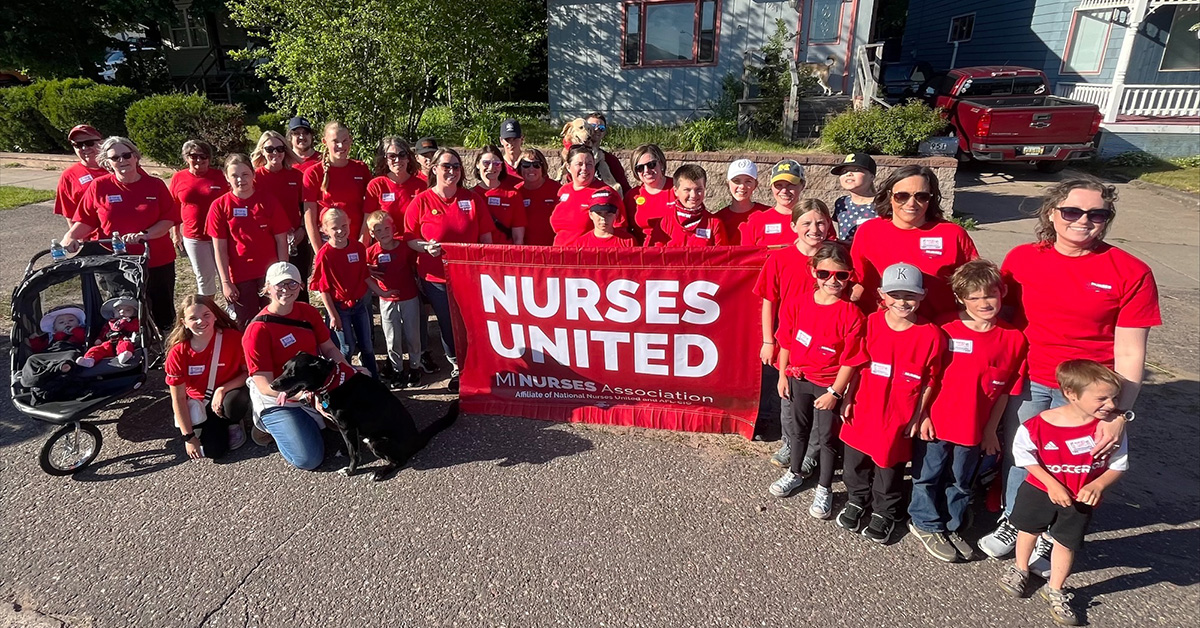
left=420, top=279, right=456, bottom=364
left=909, top=438, right=981, bottom=533
left=331, top=297, right=378, bottom=378
left=1001, top=379, right=1067, bottom=515
left=260, top=406, right=325, bottom=470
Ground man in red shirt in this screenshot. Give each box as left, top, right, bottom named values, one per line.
left=586, top=112, right=631, bottom=194
left=499, top=119, right=524, bottom=178
left=287, top=117, right=322, bottom=172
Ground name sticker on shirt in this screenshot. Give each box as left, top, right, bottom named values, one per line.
left=78, top=174, right=94, bottom=185
left=457, top=200, right=472, bottom=211
left=919, top=237, right=944, bottom=252
left=233, top=207, right=249, bottom=217
left=819, top=345, right=836, bottom=353
left=523, top=199, right=531, bottom=207
left=795, top=330, right=813, bottom=347
left=280, top=333, right=297, bottom=348
left=487, top=197, right=501, bottom=206
left=188, top=365, right=205, bottom=376
left=950, top=339, right=974, bottom=354
left=870, top=362, right=892, bottom=377
left=1089, top=282, right=1113, bottom=292
left=559, top=193, right=570, bottom=202
left=764, top=223, right=783, bottom=234
left=288, top=181, right=298, bottom=186
left=381, top=192, right=396, bottom=202
left=378, top=253, right=392, bottom=263
left=695, top=228, right=711, bottom=239
left=210, top=185, right=223, bottom=190
left=107, top=194, right=123, bottom=203
left=1065, top=435, right=1096, bottom=456
left=347, top=252, right=360, bottom=263
left=354, top=176, right=364, bottom=180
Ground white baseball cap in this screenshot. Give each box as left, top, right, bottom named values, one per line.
left=265, top=262, right=302, bottom=286
left=727, top=158, right=758, bottom=181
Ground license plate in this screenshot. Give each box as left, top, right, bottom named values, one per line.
left=1022, top=146, right=1045, bottom=156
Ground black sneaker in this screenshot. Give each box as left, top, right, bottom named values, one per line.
left=862, top=513, right=895, bottom=544
left=386, top=371, right=407, bottom=390
left=419, top=352, right=437, bottom=374
left=405, top=369, right=422, bottom=387
left=837, top=502, right=866, bottom=532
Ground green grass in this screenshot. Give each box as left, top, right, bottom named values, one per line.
left=1086, top=154, right=1200, bottom=194
left=0, top=185, right=54, bottom=209
left=949, top=213, right=979, bottom=231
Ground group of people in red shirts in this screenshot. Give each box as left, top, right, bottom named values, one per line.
left=52, top=116, right=1159, bottom=626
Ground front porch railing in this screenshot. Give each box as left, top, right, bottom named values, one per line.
left=1056, top=82, right=1200, bottom=118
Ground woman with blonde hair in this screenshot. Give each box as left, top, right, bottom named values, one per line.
left=513, top=147, right=557, bottom=246
left=252, top=130, right=311, bottom=296
left=301, top=121, right=371, bottom=253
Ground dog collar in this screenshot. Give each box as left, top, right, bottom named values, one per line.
left=315, top=362, right=356, bottom=396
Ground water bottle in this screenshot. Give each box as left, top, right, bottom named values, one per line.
left=111, top=231, right=127, bottom=255
left=50, top=240, right=66, bottom=262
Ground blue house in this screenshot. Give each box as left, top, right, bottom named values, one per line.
left=900, top=0, right=1200, bottom=158
left=547, top=0, right=880, bottom=126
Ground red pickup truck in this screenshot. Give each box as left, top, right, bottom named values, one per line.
left=924, top=66, right=1103, bottom=172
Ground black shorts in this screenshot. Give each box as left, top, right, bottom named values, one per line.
left=1008, top=482, right=1094, bottom=551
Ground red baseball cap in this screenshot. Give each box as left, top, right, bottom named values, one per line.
left=67, top=124, right=102, bottom=141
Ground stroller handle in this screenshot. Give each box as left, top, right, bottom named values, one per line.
left=24, top=239, right=152, bottom=279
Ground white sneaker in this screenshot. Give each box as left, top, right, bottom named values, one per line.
left=1029, top=533, right=1054, bottom=578
left=769, top=470, right=804, bottom=497
left=75, top=356, right=95, bottom=368
left=808, top=485, right=833, bottom=519
left=117, top=350, right=134, bottom=364
left=979, top=517, right=1019, bottom=559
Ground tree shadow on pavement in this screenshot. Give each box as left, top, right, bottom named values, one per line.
left=1071, top=525, right=1200, bottom=611
left=405, top=403, right=594, bottom=471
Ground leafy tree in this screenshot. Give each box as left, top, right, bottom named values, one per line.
left=227, top=0, right=537, bottom=148
left=0, top=0, right=176, bottom=79
left=747, top=20, right=793, bottom=138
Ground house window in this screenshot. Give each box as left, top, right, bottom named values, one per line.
left=948, top=14, right=974, bottom=43
left=1062, top=10, right=1112, bottom=74
left=622, top=0, right=719, bottom=67
left=1161, top=6, right=1200, bottom=71
left=167, top=7, right=208, bottom=49
left=810, top=0, right=843, bottom=44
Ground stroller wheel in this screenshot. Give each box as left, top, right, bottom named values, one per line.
left=39, top=422, right=102, bottom=476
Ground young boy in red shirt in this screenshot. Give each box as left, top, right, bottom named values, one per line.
left=740, top=160, right=804, bottom=247
left=909, top=260, right=1028, bottom=563
left=311, top=208, right=382, bottom=378
left=998, top=359, right=1128, bottom=627
left=838, top=262, right=946, bottom=543
left=646, top=165, right=730, bottom=248
left=366, top=211, right=422, bottom=388
left=558, top=202, right=637, bottom=247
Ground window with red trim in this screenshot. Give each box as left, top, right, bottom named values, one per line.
left=622, top=0, right=719, bottom=67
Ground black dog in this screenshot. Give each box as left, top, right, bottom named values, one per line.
left=271, top=352, right=458, bottom=481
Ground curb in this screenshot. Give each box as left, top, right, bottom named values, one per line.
left=1127, top=178, right=1200, bottom=208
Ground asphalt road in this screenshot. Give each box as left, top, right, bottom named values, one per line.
left=1, top=163, right=1197, bottom=627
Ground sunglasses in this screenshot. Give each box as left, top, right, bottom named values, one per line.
left=71, top=139, right=100, bottom=149
left=635, top=160, right=659, bottom=174
left=385, top=152, right=409, bottom=161
left=518, top=160, right=542, bottom=170
left=891, top=191, right=933, bottom=204
left=1056, top=206, right=1113, bottom=224
left=587, top=123, right=606, bottom=132
left=438, top=163, right=463, bottom=171
left=186, top=153, right=210, bottom=161
left=263, top=145, right=287, bottom=154
left=480, top=160, right=504, bottom=168
left=815, top=270, right=852, bottom=281
left=109, top=151, right=134, bottom=162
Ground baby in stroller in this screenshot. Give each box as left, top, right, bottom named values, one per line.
left=77, top=297, right=139, bottom=368
left=21, top=305, right=91, bottom=401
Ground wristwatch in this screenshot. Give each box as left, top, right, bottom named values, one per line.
left=827, top=386, right=844, bottom=400
left=180, top=432, right=196, bottom=442
left=1118, top=410, right=1135, bottom=423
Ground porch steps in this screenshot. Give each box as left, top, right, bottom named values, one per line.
left=790, top=95, right=853, bottom=141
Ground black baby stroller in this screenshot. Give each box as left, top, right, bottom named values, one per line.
left=9, top=240, right=163, bottom=475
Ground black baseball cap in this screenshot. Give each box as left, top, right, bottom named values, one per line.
left=287, top=116, right=312, bottom=132
left=499, top=118, right=523, bottom=139
left=415, top=137, right=439, bottom=156
left=831, top=152, right=877, bottom=176
left=588, top=202, right=619, bottom=214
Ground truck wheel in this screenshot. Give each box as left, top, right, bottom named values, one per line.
left=1035, top=160, right=1068, bottom=173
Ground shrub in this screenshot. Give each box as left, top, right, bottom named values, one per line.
left=254, top=111, right=290, bottom=133
left=1171, top=155, right=1200, bottom=168
left=1107, top=151, right=1159, bottom=168
left=0, top=85, right=59, bottom=153
left=711, top=73, right=742, bottom=123
left=125, top=94, right=246, bottom=167
left=37, top=79, right=138, bottom=144
left=679, top=118, right=736, bottom=152
left=821, top=102, right=947, bottom=156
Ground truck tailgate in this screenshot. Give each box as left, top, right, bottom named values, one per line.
left=960, top=96, right=1099, bottom=145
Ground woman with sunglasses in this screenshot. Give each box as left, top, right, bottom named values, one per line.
left=624, top=144, right=672, bottom=243
left=514, top=148, right=558, bottom=246
left=252, top=130, right=311, bottom=298
left=169, top=140, right=229, bottom=298
left=62, top=136, right=180, bottom=331
left=243, top=262, right=352, bottom=469
left=364, top=137, right=425, bottom=231
left=405, top=148, right=494, bottom=393
left=979, top=177, right=1160, bottom=560
left=849, top=165, right=978, bottom=318
left=473, top=145, right=526, bottom=245
left=55, top=124, right=108, bottom=228
left=551, top=145, right=627, bottom=246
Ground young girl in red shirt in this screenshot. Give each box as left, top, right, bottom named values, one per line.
left=769, top=242, right=867, bottom=520
left=302, top=121, right=371, bottom=252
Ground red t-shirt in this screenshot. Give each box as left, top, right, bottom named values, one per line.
left=754, top=245, right=816, bottom=309
left=776, top=294, right=868, bottom=387
left=840, top=311, right=946, bottom=467
left=516, top=180, right=560, bottom=246
left=295, top=153, right=322, bottom=173
left=649, top=203, right=730, bottom=248
left=928, top=317, right=1029, bottom=447
left=205, top=190, right=290, bottom=283
left=165, top=328, right=246, bottom=400
left=475, top=183, right=527, bottom=245
left=1014, top=414, right=1128, bottom=498
left=310, top=240, right=370, bottom=307
left=55, top=162, right=109, bottom=222
left=404, top=187, right=493, bottom=283
left=717, top=202, right=770, bottom=246
left=255, top=166, right=305, bottom=230
left=242, top=302, right=331, bottom=376
left=302, top=160, right=371, bottom=237
left=740, top=207, right=795, bottom=248
left=77, top=174, right=177, bottom=268
left=560, top=229, right=638, bottom=248
left=1001, top=242, right=1161, bottom=387
left=364, top=174, right=425, bottom=232
left=550, top=181, right=626, bottom=246
left=625, top=179, right=674, bottom=240
left=169, top=168, right=228, bottom=241
left=367, top=242, right=418, bottom=301
left=850, top=218, right=979, bottom=319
